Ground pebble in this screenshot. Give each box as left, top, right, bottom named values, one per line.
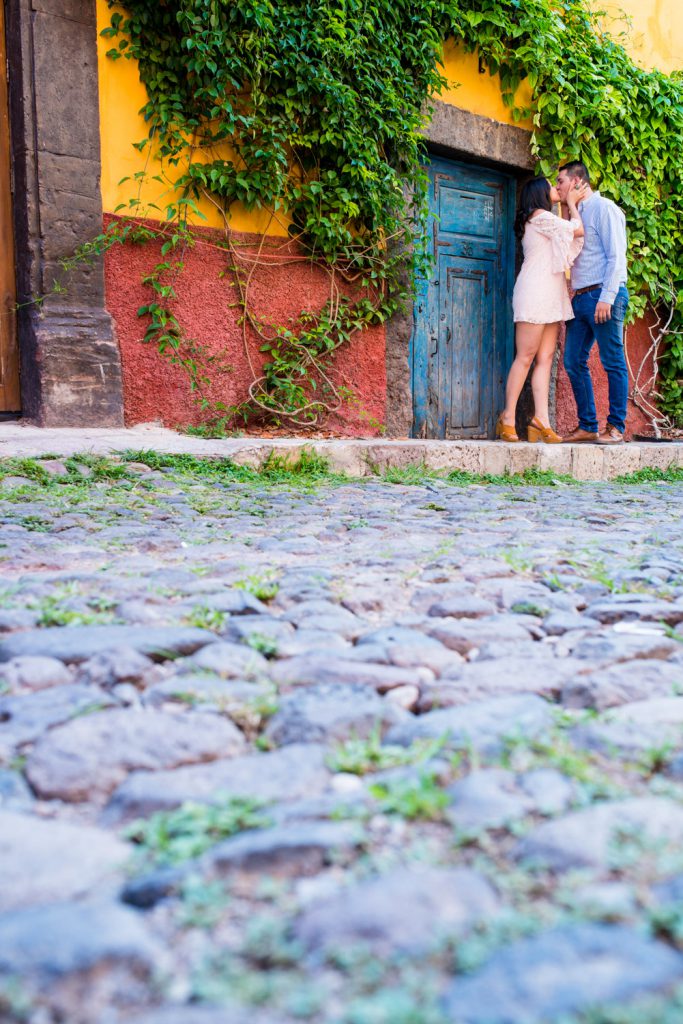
left=516, top=797, right=683, bottom=871
left=294, top=865, right=500, bottom=957
left=0, top=809, right=129, bottom=912
left=24, top=707, right=247, bottom=801
left=264, top=682, right=405, bottom=746
left=442, top=924, right=683, bottom=1022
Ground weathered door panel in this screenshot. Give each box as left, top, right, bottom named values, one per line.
left=412, top=158, right=514, bottom=439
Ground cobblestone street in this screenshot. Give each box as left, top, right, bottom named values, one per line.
left=3, top=452, right=683, bottom=1023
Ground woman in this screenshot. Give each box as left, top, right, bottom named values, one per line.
left=497, top=176, right=587, bottom=443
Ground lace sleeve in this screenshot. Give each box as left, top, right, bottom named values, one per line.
left=530, top=212, right=582, bottom=273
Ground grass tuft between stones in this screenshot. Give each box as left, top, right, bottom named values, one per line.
left=326, top=728, right=446, bottom=775
left=124, top=795, right=272, bottom=868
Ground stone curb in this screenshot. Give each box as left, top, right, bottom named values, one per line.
left=0, top=423, right=681, bottom=480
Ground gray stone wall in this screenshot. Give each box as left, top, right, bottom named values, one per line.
left=6, top=0, right=124, bottom=426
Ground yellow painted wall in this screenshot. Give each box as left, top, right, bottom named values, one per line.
left=439, top=41, right=534, bottom=129
left=97, top=0, right=681, bottom=230
left=600, top=0, right=683, bottom=74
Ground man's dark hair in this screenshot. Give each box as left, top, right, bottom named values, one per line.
left=559, top=161, right=591, bottom=184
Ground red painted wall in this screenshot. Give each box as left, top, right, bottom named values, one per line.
left=103, top=218, right=387, bottom=436
left=555, top=313, right=659, bottom=439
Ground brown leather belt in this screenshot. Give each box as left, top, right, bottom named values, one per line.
left=573, top=283, right=602, bottom=297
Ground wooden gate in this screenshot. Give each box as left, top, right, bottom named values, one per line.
left=411, top=157, right=515, bottom=439
left=0, top=2, right=20, bottom=412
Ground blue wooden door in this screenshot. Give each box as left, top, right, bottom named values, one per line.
left=411, top=158, right=515, bottom=438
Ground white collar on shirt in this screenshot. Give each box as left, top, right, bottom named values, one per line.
left=578, top=190, right=600, bottom=212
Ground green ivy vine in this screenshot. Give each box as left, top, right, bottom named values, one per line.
left=101, top=0, right=683, bottom=429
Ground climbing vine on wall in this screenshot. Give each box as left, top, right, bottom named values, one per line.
left=101, top=0, right=683, bottom=428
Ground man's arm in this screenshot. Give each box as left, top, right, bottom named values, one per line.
left=597, top=202, right=627, bottom=309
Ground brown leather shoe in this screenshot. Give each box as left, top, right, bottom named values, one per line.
left=562, top=427, right=600, bottom=443
left=597, top=425, right=624, bottom=444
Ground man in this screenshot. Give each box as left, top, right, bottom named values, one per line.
left=556, top=161, right=629, bottom=444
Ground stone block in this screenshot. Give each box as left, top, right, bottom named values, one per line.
left=507, top=444, right=541, bottom=474
left=425, top=102, right=535, bottom=171
left=229, top=446, right=270, bottom=468
left=571, top=444, right=606, bottom=480
left=638, top=444, right=680, bottom=471
left=30, top=0, right=96, bottom=24
left=318, top=442, right=368, bottom=477
left=422, top=442, right=481, bottom=474
left=601, top=444, right=641, bottom=478
left=364, top=442, right=428, bottom=473
left=479, top=441, right=510, bottom=477
left=30, top=310, right=124, bottom=427
left=33, top=13, right=100, bottom=157
left=536, top=445, right=573, bottom=475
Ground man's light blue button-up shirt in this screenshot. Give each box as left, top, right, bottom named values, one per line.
left=570, top=191, right=628, bottom=305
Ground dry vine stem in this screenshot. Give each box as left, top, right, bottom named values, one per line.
left=625, top=290, right=678, bottom=439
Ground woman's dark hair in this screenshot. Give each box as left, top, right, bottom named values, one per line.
left=514, top=176, right=553, bottom=240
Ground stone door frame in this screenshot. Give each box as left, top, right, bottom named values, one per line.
left=5, top=0, right=124, bottom=426
left=385, top=102, right=536, bottom=438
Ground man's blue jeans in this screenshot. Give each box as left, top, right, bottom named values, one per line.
left=564, top=285, right=629, bottom=434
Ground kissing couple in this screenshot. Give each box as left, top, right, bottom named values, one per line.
left=497, top=160, right=629, bottom=445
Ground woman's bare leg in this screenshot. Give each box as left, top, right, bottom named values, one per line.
left=502, top=322, right=545, bottom=424
left=530, top=322, right=560, bottom=426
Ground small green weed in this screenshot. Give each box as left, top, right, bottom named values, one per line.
left=327, top=727, right=446, bottom=775
left=501, top=732, right=618, bottom=801
left=579, top=985, right=683, bottom=1023
left=510, top=601, right=548, bottom=617
left=246, top=632, right=279, bottom=658
left=184, top=604, right=227, bottom=632
left=499, top=548, right=535, bottom=574
left=0, top=976, right=32, bottom=1022
left=380, top=463, right=439, bottom=485
left=369, top=770, right=449, bottom=821
left=125, top=795, right=272, bottom=867
left=342, top=988, right=448, bottom=1024
left=120, top=446, right=337, bottom=487
left=234, top=571, right=280, bottom=602
left=34, top=594, right=117, bottom=628
left=183, top=417, right=244, bottom=440
left=650, top=902, right=683, bottom=946
left=177, top=874, right=231, bottom=929
left=637, top=739, right=677, bottom=774
left=616, top=465, right=683, bottom=484
left=241, top=914, right=304, bottom=968
left=19, top=515, right=50, bottom=532
left=259, top=447, right=334, bottom=483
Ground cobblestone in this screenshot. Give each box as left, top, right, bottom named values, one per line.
left=1, top=450, right=683, bottom=1022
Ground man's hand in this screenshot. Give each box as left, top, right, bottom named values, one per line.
left=595, top=301, right=612, bottom=324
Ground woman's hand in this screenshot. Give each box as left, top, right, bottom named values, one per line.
left=566, top=183, right=589, bottom=212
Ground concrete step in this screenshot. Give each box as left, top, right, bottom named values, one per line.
left=0, top=423, right=681, bottom=481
